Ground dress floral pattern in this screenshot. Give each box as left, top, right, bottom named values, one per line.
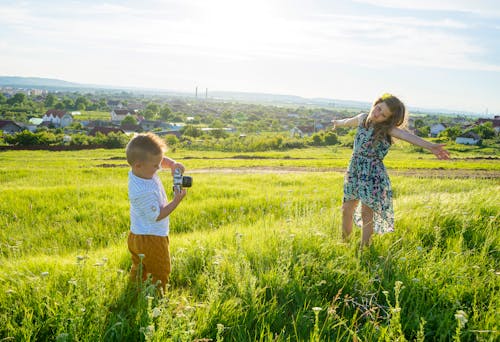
left=343, top=115, right=394, bottom=233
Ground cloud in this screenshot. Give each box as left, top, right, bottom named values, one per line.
left=352, top=0, right=500, bottom=18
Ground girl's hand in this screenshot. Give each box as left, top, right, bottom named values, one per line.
left=331, top=119, right=338, bottom=130
left=430, top=144, right=450, bottom=160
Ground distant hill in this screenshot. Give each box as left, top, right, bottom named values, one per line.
left=0, top=75, right=482, bottom=116
left=0, top=76, right=81, bottom=88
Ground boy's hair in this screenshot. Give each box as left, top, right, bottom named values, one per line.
left=126, top=133, right=167, bottom=165
left=366, top=93, right=407, bottom=144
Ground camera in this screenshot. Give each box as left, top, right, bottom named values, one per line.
left=173, top=168, right=192, bottom=192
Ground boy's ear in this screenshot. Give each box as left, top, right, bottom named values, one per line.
left=133, top=161, right=142, bottom=169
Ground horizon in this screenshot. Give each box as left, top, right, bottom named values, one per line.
left=0, top=74, right=495, bottom=116
left=1, top=0, right=500, bottom=114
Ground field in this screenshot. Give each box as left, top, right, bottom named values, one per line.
left=0, top=146, right=499, bottom=341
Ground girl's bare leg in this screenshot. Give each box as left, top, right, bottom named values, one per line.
left=361, top=204, right=374, bottom=247
left=342, top=200, right=358, bottom=241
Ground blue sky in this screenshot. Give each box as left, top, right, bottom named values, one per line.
left=1, top=0, right=499, bottom=114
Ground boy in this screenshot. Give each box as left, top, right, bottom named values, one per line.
left=125, top=132, right=187, bottom=292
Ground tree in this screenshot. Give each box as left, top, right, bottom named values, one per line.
left=121, top=115, right=138, bottom=126
left=159, top=105, right=172, bottom=121
left=212, top=119, right=224, bottom=129
left=164, top=134, right=179, bottom=147
left=7, top=93, right=27, bottom=106
left=44, top=94, right=57, bottom=107
left=438, top=126, right=462, bottom=140
left=324, top=131, right=339, bottom=145
left=182, top=125, right=202, bottom=138
left=75, top=96, right=91, bottom=111
left=143, top=109, right=155, bottom=120
left=417, top=126, right=430, bottom=137
left=414, top=119, right=425, bottom=128
left=62, top=97, right=74, bottom=110
left=0, top=93, right=6, bottom=104
left=98, top=98, right=108, bottom=110
left=145, top=102, right=160, bottom=120
left=473, top=122, right=495, bottom=139
left=210, top=128, right=228, bottom=139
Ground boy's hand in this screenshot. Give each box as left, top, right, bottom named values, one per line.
left=171, top=162, right=185, bottom=175
left=173, top=187, right=187, bottom=202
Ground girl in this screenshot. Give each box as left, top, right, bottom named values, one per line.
left=332, top=93, right=450, bottom=247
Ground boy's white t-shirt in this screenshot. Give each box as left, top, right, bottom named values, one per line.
left=128, top=171, right=170, bottom=236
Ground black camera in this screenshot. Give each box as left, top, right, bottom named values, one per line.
left=173, top=168, right=192, bottom=192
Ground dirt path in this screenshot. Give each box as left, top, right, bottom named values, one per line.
left=188, top=167, right=500, bottom=179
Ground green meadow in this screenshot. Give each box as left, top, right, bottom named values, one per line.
left=0, top=146, right=499, bottom=341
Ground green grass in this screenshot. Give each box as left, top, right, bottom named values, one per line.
left=0, top=147, right=499, bottom=341
left=74, top=110, right=111, bottom=121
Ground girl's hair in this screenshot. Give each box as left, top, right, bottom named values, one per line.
left=126, top=132, right=167, bottom=165
left=365, top=93, right=407, bottom=144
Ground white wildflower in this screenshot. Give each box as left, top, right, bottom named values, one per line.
left=455, top=310, right=468, bottom=327
left=152, top=307, right=161, bottom=318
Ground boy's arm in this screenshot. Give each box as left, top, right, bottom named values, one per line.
left=156, top=188, right=187, bottom=221
left=332, top=113, right=365, bottom=129
left=389, top=127, right=450, bottom=160
left=161, top=156, right=185, bottom=175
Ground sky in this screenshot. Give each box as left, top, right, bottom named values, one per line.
left=1, top=0, right=500, bottom=114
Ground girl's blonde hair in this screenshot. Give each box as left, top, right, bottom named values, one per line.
left=365, top=93, right=407, bottom=144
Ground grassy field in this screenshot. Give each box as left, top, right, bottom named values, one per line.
left=0, top=146, right=499, bottom=341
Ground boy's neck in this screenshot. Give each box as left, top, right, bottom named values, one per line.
left=131, top=168, right=153, bottom=180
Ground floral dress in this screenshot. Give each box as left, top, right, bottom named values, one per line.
left=343, top=116, right=394, bottom=233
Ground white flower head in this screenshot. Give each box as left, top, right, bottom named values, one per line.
left=455, top=310, right=468, bottom=326
left=152, top=307, right=161, bottom=318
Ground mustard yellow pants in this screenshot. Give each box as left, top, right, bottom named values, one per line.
left=128, top=232, right=171, bottom=290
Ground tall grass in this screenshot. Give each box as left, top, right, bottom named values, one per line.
left=0, top=148, right=499, bottom=341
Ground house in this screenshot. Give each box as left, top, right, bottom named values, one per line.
left=0, top=120, right=24, bottom=134
left=26, top=118, right=44, bottom=132
left=120, top=124, right=142, bottom=135
left=42, top=110, right=73, bottom=128
left=430, top=123, right=446, bottom=137
left=107, top=100, right=124, bottom=109
left=110, top=109, right=133, bottom=122
left=455, top=132, right=481, bottom=145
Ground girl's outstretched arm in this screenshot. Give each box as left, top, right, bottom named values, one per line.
left=332, top=113, right=365, bottom=129
left=389, top=127, right=450, bottom=160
